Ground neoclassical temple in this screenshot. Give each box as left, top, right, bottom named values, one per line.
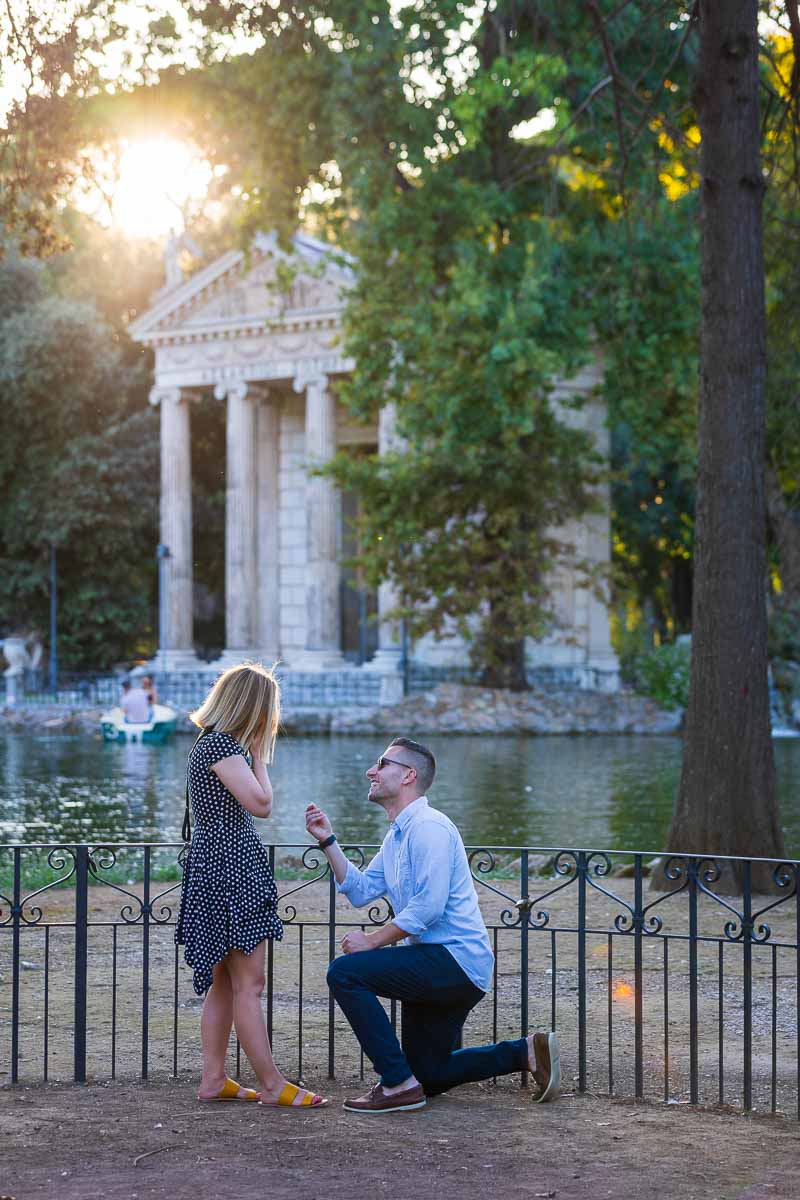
left=130, top=232, right=619, bottom=694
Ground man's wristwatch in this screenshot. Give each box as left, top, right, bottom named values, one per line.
left=318, top=833, right=337, bottom=849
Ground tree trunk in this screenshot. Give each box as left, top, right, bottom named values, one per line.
left=653, top=0, right=784, bottom=895
left=478, top=636, right=528, bottom=691
left=477, top=595, right=529, bottom=691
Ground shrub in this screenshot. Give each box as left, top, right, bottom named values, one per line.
left=634, top=640, right=691, bottom=710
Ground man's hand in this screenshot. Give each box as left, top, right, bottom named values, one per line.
left=306, top=803, right=333, bottom=842
left=340, top=929, right=374, bottom=954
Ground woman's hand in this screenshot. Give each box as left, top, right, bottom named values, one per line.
left=305, top=803, right=332, bottom=842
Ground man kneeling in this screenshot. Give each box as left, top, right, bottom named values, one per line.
left=305, top=736, right=560, bottom=1114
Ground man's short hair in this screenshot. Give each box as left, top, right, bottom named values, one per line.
left=389, top=736, right=436, bottom=794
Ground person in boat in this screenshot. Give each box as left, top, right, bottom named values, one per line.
left=305, top=737, right=560, bottom=1114
left=120, top=678, right=150, bottom=724
left=141, top=674, right=158, bottom=707
left=176, top=661, right=327, bottom=1110
left=140, top=674, right=158, bottom=720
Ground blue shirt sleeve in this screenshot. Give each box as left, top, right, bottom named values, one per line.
left=391, top=821, right=452, bottom=937
left=337, top=847, right=388, bottom=907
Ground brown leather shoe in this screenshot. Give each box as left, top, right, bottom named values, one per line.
left=529, top=1031, right=561, bottom=1103
left=343, top=1082, right=427, bottom=1113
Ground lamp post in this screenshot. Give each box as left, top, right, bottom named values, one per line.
left=49, top=542, right=57, bottom=694
left=400, top=614, right=409, bottom=697
left=156, top=543, right=171, bottom=676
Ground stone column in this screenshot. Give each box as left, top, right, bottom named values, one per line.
left=583, top=396, right=619, bottom=689
left=256, top=394, right=280, bottom=661
left=293, top=370, right=344, bottom=668
left=365, top=402, right=404, bottom=699
left=215, top=381, right=259, bottom=665
left=552, top=364, right=619, bottom=690
left=151, top=386, right=199, bottom=669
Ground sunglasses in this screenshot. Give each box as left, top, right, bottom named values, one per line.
left=376, top=755, right=414, bottom=773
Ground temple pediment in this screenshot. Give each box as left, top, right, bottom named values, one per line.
left=130, top=231, right=350, bottom=344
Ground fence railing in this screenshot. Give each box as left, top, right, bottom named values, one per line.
left=1, top=842, right=798, bottom=1117
left=13, top=661, right=622, bottom=711
left=12, top=668, right=389, bottom=712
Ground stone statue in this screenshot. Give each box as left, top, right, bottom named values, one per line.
left=0, top=634, right=33, bottom=677
left=163, top=228, right=203, bottom=290
left=0, top=631, right=41, bottom=706
left=1, top=630, right=43, bottom=675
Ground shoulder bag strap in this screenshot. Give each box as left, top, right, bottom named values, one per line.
left=182, top=727, right=213, bottom=843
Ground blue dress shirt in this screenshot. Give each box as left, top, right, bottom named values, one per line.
left=337, top=796, right=495, bottom=993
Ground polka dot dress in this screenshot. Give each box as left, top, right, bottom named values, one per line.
left=175, top=730, right=283, bottom=995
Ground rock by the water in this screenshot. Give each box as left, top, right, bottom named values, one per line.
left=330, top=683, right=682, bottom=736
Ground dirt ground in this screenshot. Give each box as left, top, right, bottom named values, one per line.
left=2, top=1076, right=799, bottom=1200
left=3, top=861, right=800, bottom=1198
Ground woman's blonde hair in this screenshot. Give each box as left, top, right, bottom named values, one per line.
left=190, top=662, right=281, bottom=762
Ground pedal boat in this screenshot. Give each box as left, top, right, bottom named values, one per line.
left=100, top=703, right=178, bottom=745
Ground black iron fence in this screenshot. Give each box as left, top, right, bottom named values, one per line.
left=11, top=668, right=387, bottom=711
left=1, top=841, right=798, bottom=1117
left=12, top=662, right=621, bottom=710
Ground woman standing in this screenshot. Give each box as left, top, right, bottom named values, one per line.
left=176, top=662, right=327, bottom=1109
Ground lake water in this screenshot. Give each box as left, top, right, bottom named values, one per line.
left=2, top=731, right=800, bottom=855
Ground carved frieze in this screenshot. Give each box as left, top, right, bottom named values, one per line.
left=156, top=251, right=345, bottom=335
left=153, top=327, right=346, bottom=384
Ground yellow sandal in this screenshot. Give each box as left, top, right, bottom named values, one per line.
left=259, top=1081, right=328, bottom=1109
left=199, top=1077, right=260, bottom=1102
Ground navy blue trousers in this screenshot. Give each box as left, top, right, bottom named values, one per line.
left=327, top=943, right=528, bottom=1093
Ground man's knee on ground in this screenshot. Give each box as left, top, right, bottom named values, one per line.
left=401, top=1043, right=442, bottom=1095
left=411, top=1064, right=445, bottom=1097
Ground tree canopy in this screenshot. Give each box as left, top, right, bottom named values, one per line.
left=0, top=229, right=161, bottom=668
left=1, top=0, right=799, bottom=705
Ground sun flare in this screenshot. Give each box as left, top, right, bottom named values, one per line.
left=110, top=137, right=213, bottom=239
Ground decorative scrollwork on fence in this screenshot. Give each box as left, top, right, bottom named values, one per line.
left=516, top=851, right=582, bottom=928
left=151, top=883, right=182, bottom=923
left=18, top=848, right=77, bottom=926
left=366, top=898, right=394, bottom=926
left=687, top=860, right=752, bottom=942
left=468, top=849, right=517, bottom=905
left=583, top=853, right=636, bottom=931
left=638, top=855, right=692, bottom=934
left=88, top=846, right=145, bottom=924
left=661, top=855, right=692, bottom=886
left=553, top=851, right=578, bottom=880
left=500, top=902, right=524, bottom=929
left=749, top=863, right=799, bottom=936
left=586, top=852, right=613, bottom=879
left=277, top=844, right=371, bottom=922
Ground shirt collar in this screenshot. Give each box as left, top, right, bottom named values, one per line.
left=391, top=795, right=428, bottom=834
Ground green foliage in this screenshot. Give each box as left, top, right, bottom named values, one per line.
left=632, top=640, right=691, bottom=711
left=610, top=610, right=655, bottom=687
left=0, top=2, right=106, bottom=256
left=4, top=1, right=800, bottom=683
left=178, top=1, right=622, bottom=685
left=768, top=605, right=800, bottom=663
left=0, top=237, right=159, bottom=669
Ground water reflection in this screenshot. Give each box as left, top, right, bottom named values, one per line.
left=0, top=731, right=798, bottom=855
